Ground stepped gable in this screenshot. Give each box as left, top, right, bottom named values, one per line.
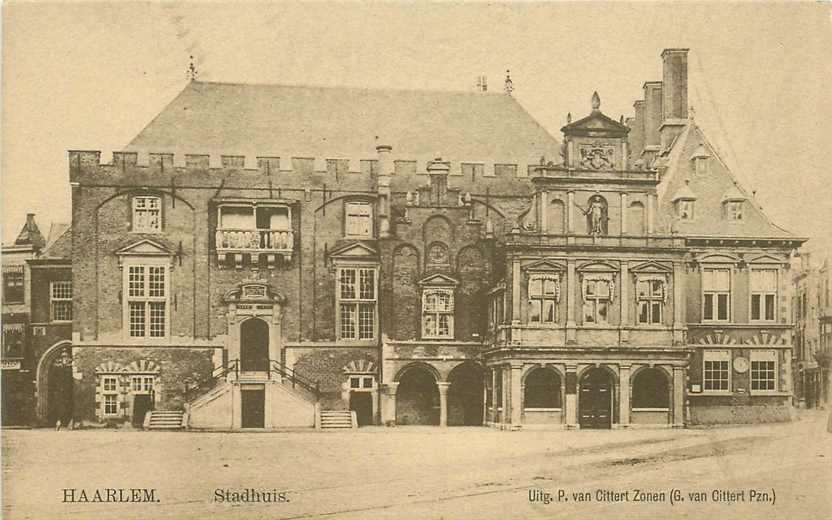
left=656, top=124, right=797, bottom=239
left=124, top=80, right=560, bottom=164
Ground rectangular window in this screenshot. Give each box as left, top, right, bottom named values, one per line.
left=144, top=376, right=154, bottom=391
left=750, top=351, right=777, bottom=392
left=528, top=275, right=558, bottom=324
left=703, top=351, right=730, bottom=392
left=751, top=269, right=778, bottom=321
left=345, top=202, right=373, bottom=238
left=103, top=376, right=117, bottom=392
left=338, top=267, right=377, bottom=340
left=50, top=281, right=73, bottom=322
left=423, top=289, right=454, bottom=338
left=637, top=279, right=664, bottom=325
left=2, top=265, right=24, bottom=303
left=703, top=268, right=731, bottom=321
left=582, top=279, right=610, bottom=324
left=131, top=376, right=143, bottom=392
left=678, top=200, right=694, bottom=220
left=132, top=196, right=162, bottom=232
left=125, top=264, right=167, bottom=338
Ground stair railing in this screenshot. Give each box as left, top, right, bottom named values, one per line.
left=270, top=360, right=320, bottom=399
left=212, top=359, right=240, bottom=381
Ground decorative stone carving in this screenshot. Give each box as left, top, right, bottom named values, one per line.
left=579, top=145, right=615, bottom=170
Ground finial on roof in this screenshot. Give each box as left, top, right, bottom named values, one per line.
left=591, top=91, right=601, bottom=111
left=619, top=115, right=624, bottom=124
left=186, top=55, right=198, bottom=81
left=689, top=105, right=695, bottom=121
left=504, top=70, right=514, bottom=94
left=567, top=112, right=572, bottom=124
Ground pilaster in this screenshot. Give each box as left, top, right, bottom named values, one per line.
left=672, top=366, right=685, bottom=427
left=566, top=259, right=577, bottom=343
left=619, top=364, right=631, bottom=426
left=510, top=363, right=523, bottom=428
left=380, top=382, right=399, bottom=424
left=565, top=365, right=578, bottom=428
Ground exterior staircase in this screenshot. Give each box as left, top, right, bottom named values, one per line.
left=143, top=410, right=185, bottom=430
left=319, top=410, right=357, bottom=430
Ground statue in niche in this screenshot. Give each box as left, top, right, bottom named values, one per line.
left=581, top=195, right=608, bottom=235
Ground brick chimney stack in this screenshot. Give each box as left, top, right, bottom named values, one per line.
left=376, top=144, right=393, bottom=238
left=642, top=81, right=663, bottom=153
left=660, top=48, right=690, bottom=149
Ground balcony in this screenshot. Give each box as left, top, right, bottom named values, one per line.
left=215, top=201, right=294, bottom=267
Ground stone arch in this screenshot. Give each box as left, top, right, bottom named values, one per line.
left=447, top=362, right=484, bottom=426
left=394, top=362, right=441, bottom=383
left=35, top=340, right=73, bottom=425
left=631, top=366, right=671, bottom=409
left=395, top=363, right=440, bottom=425
left=422, top=215, right=455, bottom=245
left=523, top=366, right=562, bottom=409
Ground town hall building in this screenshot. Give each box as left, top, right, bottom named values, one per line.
left=51, top=48, right=804, bottom=430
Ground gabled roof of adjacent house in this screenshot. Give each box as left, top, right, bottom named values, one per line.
left=125, top=81, right=560, bottom=162
left=40, top=224, right=71, bottom=259
left=657, top=124, right=798, bottom=239
left=13, top=215, right=45, bottom=249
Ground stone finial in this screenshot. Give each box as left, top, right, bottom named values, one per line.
left=504, top=70, right=514, bottom=94
left=566, top=112, right=572, bottom=124
left=591, top=91, right=601, bottom=111
left=186, top=55, right=198, bottom=81
left=619, top=115, right=624, bottom=124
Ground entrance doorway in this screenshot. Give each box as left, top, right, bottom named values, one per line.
left=447, top=363, right=484, bottom=426
left=132, top=394, right=153, bottom=427
left=579, top=367, right=614, bottom=429
left=349, top=392, right=373, bottom=426
left=241, top=388, right=265, bottom=428
left=47, top=361, right=74, bottom=426
left=240, top=318, right=269, bottom=372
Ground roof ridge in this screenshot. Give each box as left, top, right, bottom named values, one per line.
left=190, top=79, right=508, bottom=97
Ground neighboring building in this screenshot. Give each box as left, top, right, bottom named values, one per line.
left=792, top=252, right=831, bottom=408
left=1, top=214, right=46, bottom=425
left=62, top=48, right=804, bottom=430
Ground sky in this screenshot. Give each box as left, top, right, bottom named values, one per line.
left=3, top=2, right=831, bottom=254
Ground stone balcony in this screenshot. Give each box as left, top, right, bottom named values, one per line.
left=215, top=228, right=294, bottom=267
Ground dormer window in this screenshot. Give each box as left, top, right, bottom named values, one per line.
left=672, top=180, right=697, bottom=221
left=345, top=201, right=373, bottom=238
left=721, top=185, right=746, bottom=222
left=726, top=201, right=743, bottom=221
left=690, top=144, right=711, bottom=176
left=132, top=196, right=161, bottom=232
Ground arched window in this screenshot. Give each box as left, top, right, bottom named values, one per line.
left=632, top=368, right=669, bottom=408
left=524, top=368, right=561, bottom=409
left=627, top=201, right=645, bottom=235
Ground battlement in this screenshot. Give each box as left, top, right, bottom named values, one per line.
left=68, top=150, right=544, bottom=180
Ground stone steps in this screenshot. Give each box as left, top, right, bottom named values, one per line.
left=320, top=410, right=355, bottom=430
left=145, top=411, right=185, bottom=430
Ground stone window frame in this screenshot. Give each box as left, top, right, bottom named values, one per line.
left=50, top=280, right=73, bottom=322
left=130, top=375, right=155, bottom=394
left=131, top=195, right=163, bottom=233
left=527, top=273, right=560, bottom=325
left=348, top=375, right=375, bottom=391
left=749, top=350, right=777, bottom=394
left=344, top=200, right=374, bottom=239
left=122, top=256, right=170, bottom=341
left=422, top=288, right=455, bottom=339
left=336, top=265, right=379, bottom=342
left=580, top=273, right=615, bottom=325
left=101, top=375, right=121, bottom=417
left=702, top=350, right=731, bottom=394
left=635, top=275, right=667, bottom=326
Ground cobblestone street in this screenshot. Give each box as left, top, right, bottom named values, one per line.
left=3, top=411, right=830, bottom=519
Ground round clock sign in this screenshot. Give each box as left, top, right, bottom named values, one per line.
left=733, top=357, right=749, bottom=373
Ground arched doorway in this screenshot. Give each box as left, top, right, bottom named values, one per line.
left=396, top=365, right=439, bottom=425
left=37, top=343, right=74, bottom=427
left=579, top=367, right=615, bottom=429
left=240, top=318, right=269, bottom=372
left=448, top=363, right=484, bottom=426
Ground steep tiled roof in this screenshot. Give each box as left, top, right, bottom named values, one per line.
left=14, top=215, right=45, bottom=249
left=125, top=81, right=560, bottom=163
left=657, top=124, right=797, bottom=239
left=41, top=226, right=71, bottom=259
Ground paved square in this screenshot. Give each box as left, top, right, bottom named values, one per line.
left=3, top=412, right=830, bottom=519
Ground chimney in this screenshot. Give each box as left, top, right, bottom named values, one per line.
left=628, top=100, right=645, bottom=162
left=660, top=48, right=690, bottom=148
left=376, top=144, right=393, bottom=238
left=427, top=157, right=451, bottom=205
left=643, top=81, right=663, bottom=152
left=476, top=75, right=488, bottom=92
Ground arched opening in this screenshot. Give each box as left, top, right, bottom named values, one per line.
left=37, top=343, right=74, bottom=426
left=396, top=365, right=439, bottom=425
left=447, top=363, right=484, bottom=426
left=628, top=201, right=645, bottom=235
left=632, top=368, right=670, bottom=409
left=524, top=368, right=562, bottom=409
left=579, top=367, right=615, bottom=429
left=240, top=318, right=269, bottom=371
left=585, top=195, right=608, bottom=235
left=549, top=199, right=566, bottom=234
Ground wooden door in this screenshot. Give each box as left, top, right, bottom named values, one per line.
left=241, top=389, right=265, bottom=428
left=579, top=369, right=613, bottom=429
left=240, top=319, right=269, bottom=372
left=349, top=392, right=373, bottom=426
